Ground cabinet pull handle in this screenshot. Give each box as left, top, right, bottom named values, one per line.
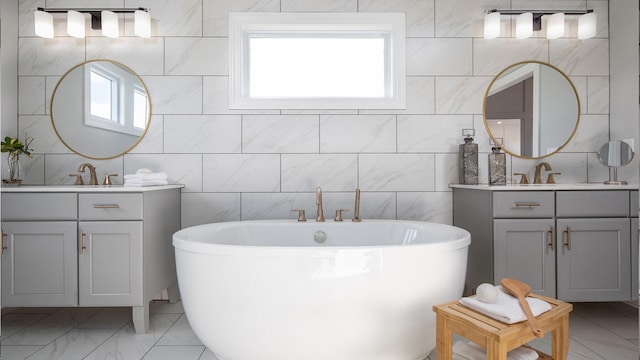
left=515, top=202, right=540, bottom=208
left=79, top=228, right=86, bottom=254
left=564, top=226, right=572, bottom=251
left=1, top=230, right=7, bottom=255
left=93, top=204, right=120, bottom=209
left=548, top=226, right=555, bottom=251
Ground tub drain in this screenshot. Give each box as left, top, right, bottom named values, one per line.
left=314, top=231, right=327, bottom=244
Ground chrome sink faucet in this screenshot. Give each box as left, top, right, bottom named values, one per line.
left=78, top=163, right=98, bottom=185
left=316, top=187, right=325, bottom=222
left=533, top=162, right=552, bottom=184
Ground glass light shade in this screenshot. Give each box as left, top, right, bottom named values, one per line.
left=34, top=10, right=54, bottom=38
left=515, top=12, right=533, bottom=39
left=484, top=12, right=500, bottom=39
left=546, top=13, right=565, bottom=39
left=578, top=12, right=596, bottom=39
left=67, top=10, right=85, bottom=38
left=101, top=10, right=119, bottom=38
left=134, top=10, right=151, bottom=38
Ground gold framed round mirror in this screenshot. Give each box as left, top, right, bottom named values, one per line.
left=483, top=61, right=580, bottom=159
left=50, top=59, right=151, bottom=160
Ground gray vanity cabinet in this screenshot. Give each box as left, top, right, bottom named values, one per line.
left=452, top=186, right=637, bottom=302
left=0, top=186, right=182, bottom=333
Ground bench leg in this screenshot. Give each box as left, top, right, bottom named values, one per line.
left=552, top=314, right=570, bottom=360
left=486, top=340, right=509, bottom=360
left=435, top=314, right=453, bottom=360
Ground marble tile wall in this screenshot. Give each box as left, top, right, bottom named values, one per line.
left=15, top=0, right=624, bottom=227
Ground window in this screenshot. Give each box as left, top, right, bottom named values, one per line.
left=229, top=13, right=406, bottom=109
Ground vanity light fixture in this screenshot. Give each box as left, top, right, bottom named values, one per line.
left=67, top=10, right=85, bottom=38
left=34, top=10, right=54, bottom=38
left=34, top=7, right=151, bottom=39
left=484, top=9, right=595, bottom=40
left=515, top=13, right=533, bottom=39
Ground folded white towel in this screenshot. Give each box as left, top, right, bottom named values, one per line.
left=459, top=285, right=551, bottom=324
left=136, top=168, right=153, bottom=174
left=123, top=179, right=169, bottom=187
left=453, top=341, right=539, bottom=360
left=124, top=172, right=168, bottom=181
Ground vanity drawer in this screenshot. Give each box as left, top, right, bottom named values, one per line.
left=556, top=191, right=629, bottom=217
left=2, top=193, right=77, bottom=220
left=631, top=191, right=638, bottom=218
left=493, top=191, right=554, bottom=218
left=79, top=193, right=143, bottom=220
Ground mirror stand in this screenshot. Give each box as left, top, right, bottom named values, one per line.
left=605, top=167, right=627, bottom=185
left=597, top=140, right=634, bottom=185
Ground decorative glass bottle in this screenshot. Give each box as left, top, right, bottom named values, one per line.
left=458, top=129, right=478, bottom=185
left=488, top=138, right=506, bottom=185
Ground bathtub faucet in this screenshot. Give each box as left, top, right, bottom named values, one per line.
left=316, top=187, right=325, bottom=222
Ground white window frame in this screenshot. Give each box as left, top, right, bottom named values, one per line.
left=228, top=12, right=406, bottom=110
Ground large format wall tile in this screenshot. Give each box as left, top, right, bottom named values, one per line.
left=243, top=115, right=320, bottom=153
left=13, top=0, right=617, bottom=222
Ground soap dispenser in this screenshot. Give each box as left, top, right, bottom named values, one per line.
left=458, top=129, right=478, bottom=185
left=488, top=138, right=506, bottom=185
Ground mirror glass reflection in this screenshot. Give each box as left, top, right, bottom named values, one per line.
left=51, top=60, right=151, bottom=159
left=597, top=140, right=634, bottom=167
left=483, top=61, right=580, bottom=159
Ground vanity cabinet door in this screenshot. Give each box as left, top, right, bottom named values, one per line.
left=493, top=219, right=556, bottom=298
left=1, top=221, right=78, bottom=306
left=78, top=221, right=143, bottom=306
left=556, top=218, right=631, bottom=301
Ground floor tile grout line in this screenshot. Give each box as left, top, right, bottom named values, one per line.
left=139, top=312, right=186, bottom=360
left=22, top=308, right=105, bottom=359
left=80, top=320, right=132, bottom=360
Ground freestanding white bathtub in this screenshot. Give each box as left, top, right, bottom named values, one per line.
left=173, top=220, right=470, bottom=360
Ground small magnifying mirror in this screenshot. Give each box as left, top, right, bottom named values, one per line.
left=597, top=140, right=634, bottom=185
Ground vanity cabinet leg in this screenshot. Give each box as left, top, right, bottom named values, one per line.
left=133, top=303, right=150, bottom=333
left=167, top=282, right=181, bottom=304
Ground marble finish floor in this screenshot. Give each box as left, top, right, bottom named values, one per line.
left=0, top=301, right=637, bottom=360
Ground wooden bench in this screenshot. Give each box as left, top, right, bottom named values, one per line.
left=433, top=294, right=572, bottom=360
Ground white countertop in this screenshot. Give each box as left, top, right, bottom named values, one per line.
left=0, top=184, right=184, bottom=193
left=450, top=183, right=639, bottom=191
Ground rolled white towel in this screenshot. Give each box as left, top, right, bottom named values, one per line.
left=453, top=341, right=539, bottom=360
left=124, top=172, right=168, bottom=181
left=136, top=168, right=153, bottom=174
left=123, top=179, right=168, bottom=187
left=459, top=285, right=551, bottom=324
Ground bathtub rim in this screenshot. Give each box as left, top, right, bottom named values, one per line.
left=173, top=219, right=471, bottom=256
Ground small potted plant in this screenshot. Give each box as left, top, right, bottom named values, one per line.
left=1, top=135, right=34, bottom=186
